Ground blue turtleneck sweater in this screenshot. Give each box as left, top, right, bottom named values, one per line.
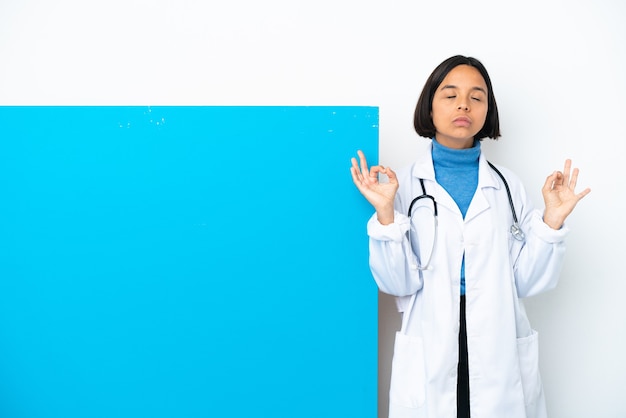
left=431, top=139, right=481, bottom=295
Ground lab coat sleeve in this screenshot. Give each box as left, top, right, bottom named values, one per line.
left=513, top=209, right=569, bottom=298
left=367, top=211, right=424, bottom=297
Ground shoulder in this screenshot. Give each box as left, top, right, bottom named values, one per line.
left=395, top=163, right=415, bottom=181
left=488, top=162, right=521, bottom=183
left=483, top=160, right=532, bottom=209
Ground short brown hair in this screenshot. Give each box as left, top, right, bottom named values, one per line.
left=413, top=55, right=501, bottom=140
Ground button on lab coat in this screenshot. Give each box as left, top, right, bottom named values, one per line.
left=369, top=146, right=568, bottom=418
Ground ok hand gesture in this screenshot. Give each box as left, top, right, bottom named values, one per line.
left=542, top=159, right=591, bottom=230
left=350, top=150, right=398, bottom=225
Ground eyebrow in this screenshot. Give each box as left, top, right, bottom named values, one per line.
left=440, top=84, right=487, bottom=94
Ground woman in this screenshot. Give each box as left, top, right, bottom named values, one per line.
left=350, top=55, right=590, bottom=418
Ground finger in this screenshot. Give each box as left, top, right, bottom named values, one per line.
left=350, top=165, right=362, bottom=186
left=562, top=159, right=572, bottom=185
left=351, top=157, right=363, bottom=180
left=553, top=172, right=564, bottom=189
left=568, top=167, right=580, bottom=190
left=376, top=166, right=399, bottom=187
left=542, top=171, right=560, bottom=192
left=357, top=150, right=370, bottom=177
left=369, top=165, right=384, bottom=180
left=385, top=167, right=398, bottom=184
left=576, top=187, right=592, bottom=200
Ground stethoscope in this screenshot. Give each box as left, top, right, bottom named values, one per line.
left=407, top=161, right=525, bottom=271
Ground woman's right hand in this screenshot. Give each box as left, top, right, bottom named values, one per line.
left=350, top=150, right=398, bottom=225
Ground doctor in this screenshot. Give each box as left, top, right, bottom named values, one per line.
left=350, top=55, right=590, bottom=418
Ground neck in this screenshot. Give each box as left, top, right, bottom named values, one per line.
left=431, top=138, right=481, bottom=168
left=434, top=134, right=475, bottom=149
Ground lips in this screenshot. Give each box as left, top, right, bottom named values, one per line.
left=453, top=116, right=471, bottom=127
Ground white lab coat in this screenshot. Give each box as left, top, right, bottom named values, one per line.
left=369, top=144, right=568, bottom=418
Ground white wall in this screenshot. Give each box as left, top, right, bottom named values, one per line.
left=1, top=1, right=624, bottom=416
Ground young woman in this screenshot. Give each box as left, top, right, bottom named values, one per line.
left=350, top=55, right=590, bottom=418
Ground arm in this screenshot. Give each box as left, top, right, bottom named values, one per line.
left=513, top=209, right=569, bottom=297
left=351, top=151, right=423, bottom=296
left=514, top=159, right=590, bottom=297
left=367, top=211, right=425, bottom=296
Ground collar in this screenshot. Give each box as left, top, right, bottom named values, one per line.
left=411, top=139, right=502, bottom=190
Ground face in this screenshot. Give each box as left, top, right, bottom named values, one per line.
left=431, top=65, right=488, bottom=149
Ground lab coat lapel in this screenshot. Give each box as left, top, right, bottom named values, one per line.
left=411, top=147, right=461, bottom=217
left=464, top=155, right=501, bottom=222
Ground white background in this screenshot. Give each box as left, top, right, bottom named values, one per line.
left=1, top=1, right=624, bottom=416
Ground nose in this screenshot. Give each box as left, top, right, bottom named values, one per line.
left=457, top=103, right=469, bottom=111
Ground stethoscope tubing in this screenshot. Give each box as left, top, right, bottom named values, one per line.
left=407, top=161, right=525, bottom=270
left=486, top=161, right=525, bottom=241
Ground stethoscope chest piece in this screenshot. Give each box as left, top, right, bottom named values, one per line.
left=488, top=161, right=526, bottom=242
left=510, top=222, right=525, bottom=241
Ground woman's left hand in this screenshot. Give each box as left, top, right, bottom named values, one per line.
left=542, top=159, right=591, bottom=229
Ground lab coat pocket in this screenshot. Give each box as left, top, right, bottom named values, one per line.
left=389, top=331, right=426, bottom=410
left=517, top=329, right=542, bottom=405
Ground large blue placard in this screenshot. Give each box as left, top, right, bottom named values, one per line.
left=0, top=106, right=378, bottom=418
